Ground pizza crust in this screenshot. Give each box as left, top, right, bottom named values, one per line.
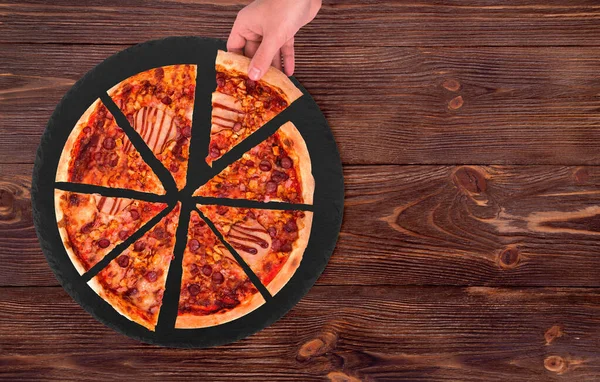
left=278, top=121, right=315, bottom=205
left=54, top=189, right=88, bottom=275
left=88, top=276, right=157, bottom=331
left=175, top=290, right=266, bottom=329
left=56, top=98, right=102, bottom=183
left=216, top=50, right=303, bottom=104
left=266, top=211, right=313, bottom=295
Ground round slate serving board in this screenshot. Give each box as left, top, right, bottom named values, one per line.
left=31, top=37, right=344, bottom=348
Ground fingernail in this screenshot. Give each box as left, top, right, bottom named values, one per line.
left=249, top=67, right=261, bottom=81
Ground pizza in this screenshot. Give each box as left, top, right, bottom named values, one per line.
left=209, top=51, right=302, bottom=164
left=176, top=210, right=265, bottom=328
left=89, top=204, right=180, bottom=330
left=56, top=99, right=166, bottom=194
left=54, top=190, right=167, bottom=274
left=54, top=51, right=314, bottom=331
left=196, top=205, right=312, bottom=297
left=196, top=121, right=314, bottom=204
left=108, top=65, right=196, bottom=190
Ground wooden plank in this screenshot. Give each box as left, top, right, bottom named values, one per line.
left=2, top=44, right=600, bottom=165
left=2, top=1, right=600, bottom=46
left=4, top=163, right=600, bottom=288
left=0, top=286, right=599, bottom=381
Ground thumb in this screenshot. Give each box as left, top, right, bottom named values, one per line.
left=248, top=36, right=282, bottom=81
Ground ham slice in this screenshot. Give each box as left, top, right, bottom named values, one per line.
left=123, top=107, right=177, bottom=154
left=94, top=195, right=131, bottom=216
left=212, top=92, right=243, bottom=112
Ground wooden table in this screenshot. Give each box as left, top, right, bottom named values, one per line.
left=2, top=1, right=600, bottom=380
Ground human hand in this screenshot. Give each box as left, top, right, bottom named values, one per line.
left=227, top=0, right=322, bottom=80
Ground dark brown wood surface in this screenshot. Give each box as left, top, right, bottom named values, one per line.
left=1, top=1, right=599, bottom=381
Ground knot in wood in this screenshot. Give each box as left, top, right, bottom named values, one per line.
left=544, top=355, right=567, bottom=374
left=448, top=95, right=464, bottom=110
left=297, top=332, right=337, bottom=362
left=573, top=167, right=590, bottom=184
left=442, top=78, right=461, bottom=92
left=0, top=187, right=16, bottom=219
left=545, top=324, right=564, bottom=345
left=497, top=247, right=519, bottom=269
left=453, top=167, right=487, bottom=194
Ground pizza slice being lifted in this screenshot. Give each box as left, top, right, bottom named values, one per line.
left=208, top=51, right=303, bottom=164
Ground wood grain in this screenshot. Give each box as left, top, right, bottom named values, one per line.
left=2, top=0, right=600, bottom=46
left=1, top=286, right=599, bottom=381
left=3, top=44, right=600, bottom=165
left=4, top=163, right=600, bottom=288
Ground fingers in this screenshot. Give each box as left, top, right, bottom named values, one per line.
left=271, top=48, right=282, bottom=71
left=281, top=38, right=295, bottom=76
left=248, top=36, right=283, bottom=81
left=244, top=40, right=261, bottom=59
left=226, top=23, right=246, bottom=55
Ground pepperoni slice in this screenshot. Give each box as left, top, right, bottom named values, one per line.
left=145, top=271, right=157, bottom=282
left=102, top=137, right=116, bottom=150
left=181, top=125, right=192, bottom=138
left=188, top=239, right=201, bottom=252
left=212, top=272, right=224, bottom=284
left=129, top=209, right=140, bottom=220
left=259, top=160, right=272, bottom=172
left=233, top=122, right=243, bottom=132
left=97, top=238, right=110, bottom=248
left=265, top=181, right=277, bottom=193
left=209, top=146, right=220, bottom=158
left=280, top=156, right=293, bottom=169
left=188, top=284, right=201, bottom=296
left=81, top=222, right=94, bottom=234
left=202, top=264, right=212, bottom=276
left=271, top=170, right=288, bottom=183
left=284, top=220, right=298, bottom=233
left=117, top=255, right=129, bottom=268
left=133, top=240, right=146, bottom=252
left=118, top=230, right=128, bottom=240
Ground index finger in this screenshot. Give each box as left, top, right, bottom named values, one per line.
left=227, top=24, right=246, bottom=54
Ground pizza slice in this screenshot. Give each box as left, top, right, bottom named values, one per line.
left=54, top=190, right=167, bottom=274
left=57, top=99, right=166, bottom=194
left=176, top=210, right=265, bottom=328
left=208, top=51, right=302, bottom=164
left=195, top=122, right=314, bottom=204
left=197, top=204, right=312, bottom=296
left=88, top=203, right=180, bottom=331
left=108, top=65, right=197, bottom=190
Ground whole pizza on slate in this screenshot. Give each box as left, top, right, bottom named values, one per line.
left=54, top=51, right=314, bottom=331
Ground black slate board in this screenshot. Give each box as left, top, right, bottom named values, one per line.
left=31, top=37, right=344, bottom=348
